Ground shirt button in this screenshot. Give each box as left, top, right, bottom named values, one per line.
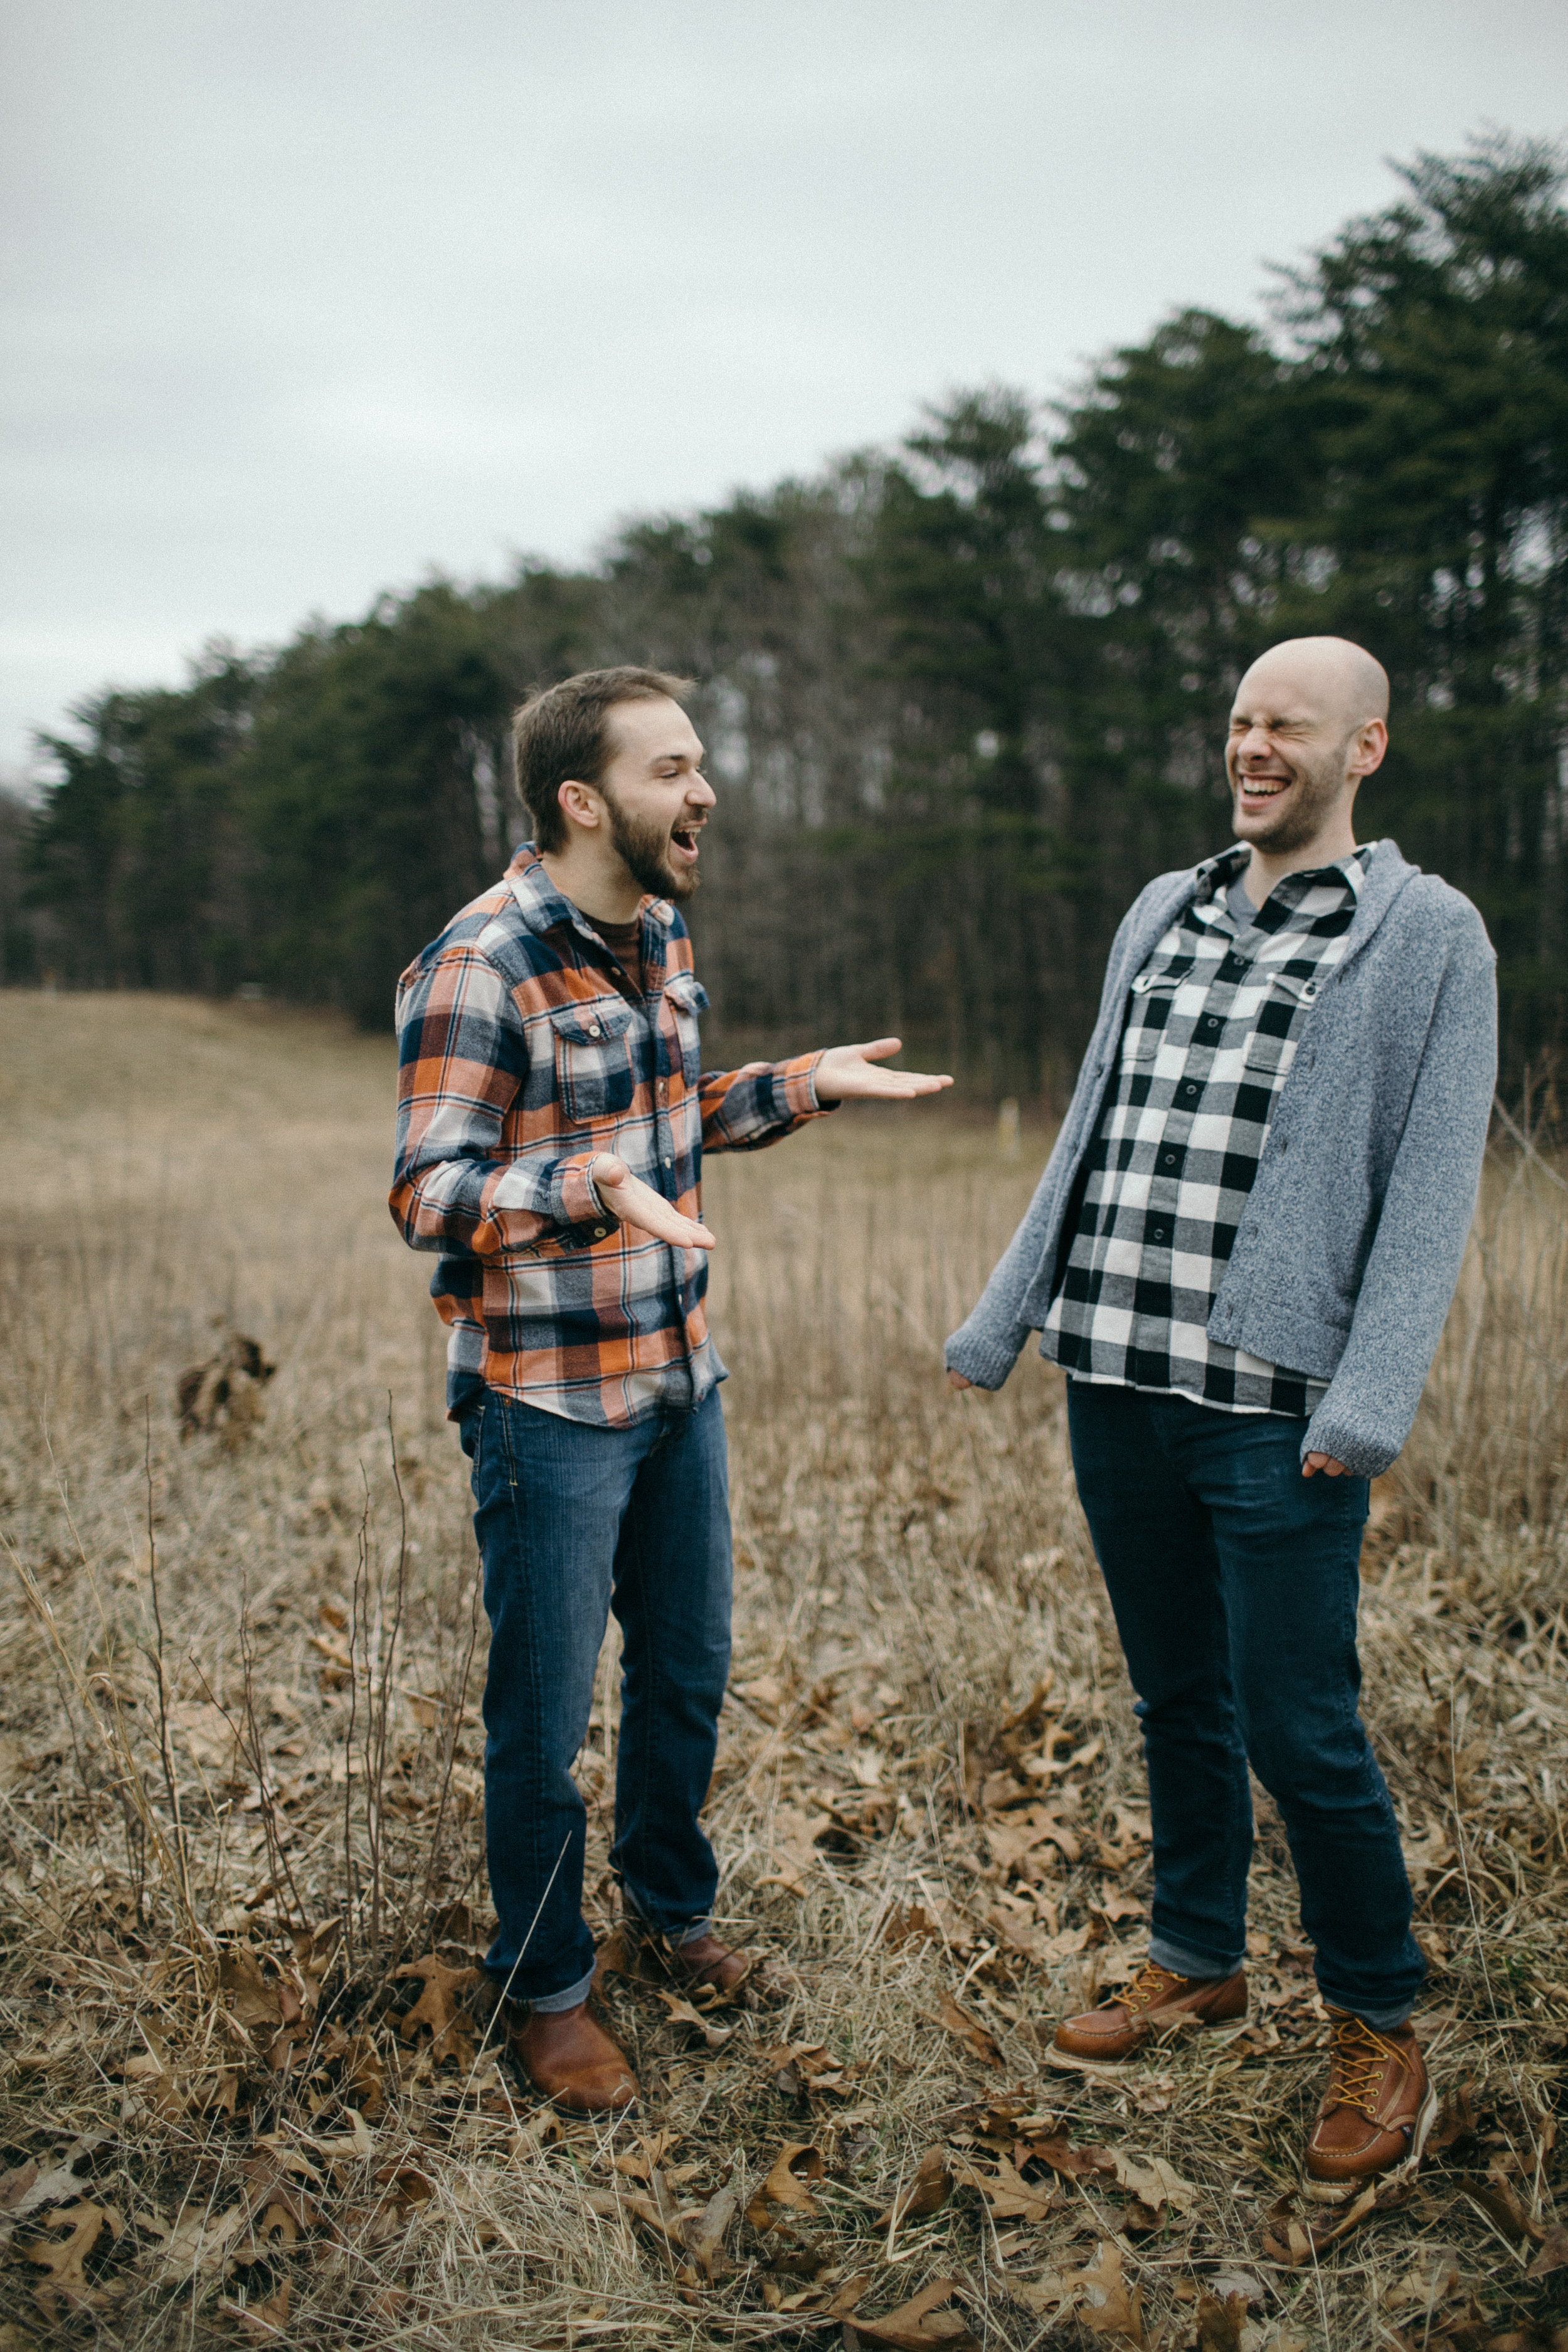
left=1162, top=1152, right=1177, bottom=1167
left=593, top=1226, right=607, bottom=1239
left=1183, top=1082, right=1199, bottom=1098
left=662, top=1156, right=672, bottom=1167
left=588, top=1022, right=601, bottom=1037
left=1152, top=1226, right=1167, bottom=1241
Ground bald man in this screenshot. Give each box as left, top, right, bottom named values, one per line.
left=946, top=637, right=1496, bottom=2201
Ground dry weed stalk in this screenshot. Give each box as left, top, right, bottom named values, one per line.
left=0, top=996, right=1562, bottom=2350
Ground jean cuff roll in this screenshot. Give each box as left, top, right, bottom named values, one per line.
left=1325, top=1996, right=1414, bottom=2031
left=527, top=1965, right=598, bottom=2015
left=1148, top=1932, right=1245, bottom=1982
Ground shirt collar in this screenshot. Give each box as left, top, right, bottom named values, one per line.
left=504, top=843, right=674, bottom=944
left=1194, top=840, right=1375, bottom=909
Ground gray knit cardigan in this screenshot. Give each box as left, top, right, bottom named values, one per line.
left=944, top=840, right=1497, bottom=1478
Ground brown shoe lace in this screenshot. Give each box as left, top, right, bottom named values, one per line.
left=1323, top=2015, right=1401, bottom=2121
left=1122, top=1962, right=1180, bottom=2016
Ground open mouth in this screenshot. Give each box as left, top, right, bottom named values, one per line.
left=669, top=824, right=702, bottom=866
left=1237, top=774, right=1290, bottom=808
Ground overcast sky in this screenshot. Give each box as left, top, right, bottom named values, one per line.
left=2, top=0, right=1563, bottom=775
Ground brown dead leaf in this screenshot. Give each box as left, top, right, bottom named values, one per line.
left=139, top=2198, right=251, bottom=2284
left=334, top=2031, right=386, bottom=2119
left=220, top=1950, right=282, bottom=2033
left=684, top=2185, right=738, bottom=2281
left=1194, top=2289, right=1248, bottom=2351
left=0, top=2161, right=39, bottom=2212
left=395, top=1954, right=482, bottom=2062
left=875, top=2146, right=954, bottom=2230
left=222, top=2279, right=292, bottom=2340
left=1107, top=2149, right=1197, bottom=2218
left=1093, top=1889, right=1148, bottom=1924
left=1528, top=2222, right=1568, bottom=2278
left=1429, top=2079, right=1477, bottom=2152
left=936, top=1989, right=1002, bottom=2067
left=656, top=1989, right=733, bottom=2049
left=744, top=2143, right=824, bottom=2228
left=1466, top=2168, right=1547, bottom=2246
left=305, top=2109, right=376, bottom=2161
left=0, top=2140, right=105, bottom=2219
left=613, top=2132, right=676, bottom=2181
left=951, top=2153, right=1056, bottom=2224
left=1384, top=2246, right=1462, bottom=2312
left=16, top=2201, right=116, bottom=2318
left=1068, top=2242, right=1144, bottom=2343
left=755, top=1805, right=832, bottom=1895
left=1024, top=2132, right=1115, bottom=2181
left=851, top=2275, right=980, bottom=2349
left=882, top=1902, right=941, bottom=1949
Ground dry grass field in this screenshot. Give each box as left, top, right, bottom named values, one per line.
left=0, top=993, right=1565, bottom=2352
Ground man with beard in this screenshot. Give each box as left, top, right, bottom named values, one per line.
left=946, top=637, right=1496, bottom=2201
left=393, top=667, right=950, bottom=2112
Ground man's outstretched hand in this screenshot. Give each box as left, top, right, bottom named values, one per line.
left=591, top=1155, right=716, bottom=1251
left=814, top=1038, right=953, bottom=1102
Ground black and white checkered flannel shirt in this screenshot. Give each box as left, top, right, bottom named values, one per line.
left=1042, top=842, right=1375, bottom=1417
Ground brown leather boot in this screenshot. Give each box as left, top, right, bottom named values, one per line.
left=504, top=2000, right=638, bottom=2114
left=1303, top=2009, right=1436, bottom=2202
left=665, top=1932, right=755, bottom=1997
left=1051, top=1959, right=1248, bottom=2066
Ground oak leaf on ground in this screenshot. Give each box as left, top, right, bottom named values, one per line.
left=16, top=2201, right=119, bottom=2319
left=951, top=2154, right=1055, bottom=2225
left=684, top=2184, right=738, bottom=2280
left=656, top=1989, right=733, bottom=2048
left=935, top=1989, right=1001, bottom=2067
left=1067, top=2242, right=1144, bottom=2344
left=744, top=2142, right=824, bottom=2227
left=849, top=2275, right=980, bottom=2349
left=875, top=2146, right=954, bottom=2230
left=1193, top=2287, right=1248, bottom=2351
left=395, top=1955, right=482, bottom=2062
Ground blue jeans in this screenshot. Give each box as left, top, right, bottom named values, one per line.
left=460, top=1386, right=732, bottom=2010
left=1066, top=1381, right=1424, bottom=2026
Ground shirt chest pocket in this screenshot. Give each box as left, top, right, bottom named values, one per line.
left=1242, top=969, right=1321, bottom=1076
left=1121, top=972, right=1182, bottom=1066
left=662, top=972, right=709, bottom=1087
left=549, top=997, right=637, bottom=1124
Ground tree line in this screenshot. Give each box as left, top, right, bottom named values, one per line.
left=8, top=133, right=1565, bottom=1096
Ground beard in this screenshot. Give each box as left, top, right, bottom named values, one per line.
left=601, top=787, right=700, bottom=901
left=1231, top=732, right=1355, bottom=856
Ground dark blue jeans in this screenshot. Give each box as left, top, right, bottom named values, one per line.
left=1066, top=1381, right=1424, bottom=2026
left=460, top=1386, right=732, bottom=2009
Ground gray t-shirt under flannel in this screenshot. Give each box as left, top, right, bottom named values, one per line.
left=1042, top=843, right=1374, bottom=1417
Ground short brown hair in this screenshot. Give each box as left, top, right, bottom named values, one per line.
left=511, top=667, right=693, bottom=853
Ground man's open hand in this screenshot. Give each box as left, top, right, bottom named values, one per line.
left=813, top=1038, right=953, bottom=1101
left=591, top=1156, right=716, bottom=1250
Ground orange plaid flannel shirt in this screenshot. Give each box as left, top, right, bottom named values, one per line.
left=391, top=847, right=832, bottom=1425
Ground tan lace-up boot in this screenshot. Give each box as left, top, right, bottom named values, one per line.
left=1051, top=1958, right=1247, bottom=2067
left=1303, top=2008, right=1437, bottom=2201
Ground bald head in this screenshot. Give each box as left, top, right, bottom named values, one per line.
left=1226, top=636, right=1390, bottom=881
left=1237, top=637, right=1389, bottom=733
